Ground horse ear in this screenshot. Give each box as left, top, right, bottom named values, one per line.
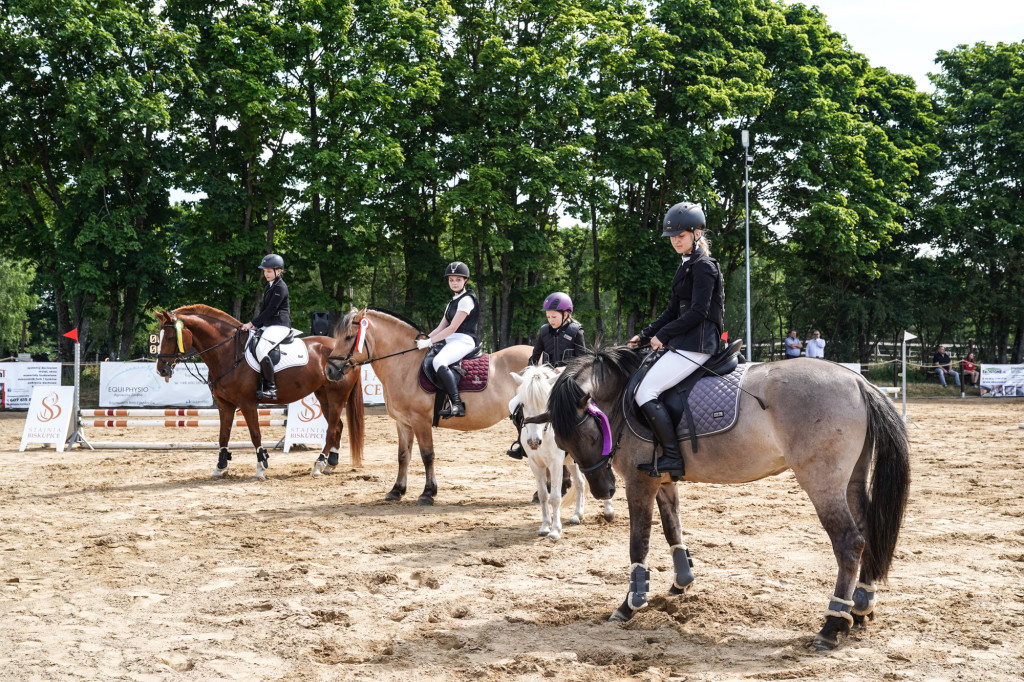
left=153, top=309, right=165, bottom=322
left=576, top=392, right=591, bottom=410
left=547, top=375, right=559, bottom=386
left=510, top=372, right=523, bottom=385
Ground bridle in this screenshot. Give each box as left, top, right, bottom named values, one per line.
left=326, top=316, right=425, bottom=376
left=575, top=400, right=623, bottom=475
left=157, top=312, right=245, bottom=386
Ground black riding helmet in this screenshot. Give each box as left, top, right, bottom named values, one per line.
left=259, top=253, right=285, bottom=269
left=662, top=202, right=705, bottom=237
left=444, top=261, right=471, bottom=279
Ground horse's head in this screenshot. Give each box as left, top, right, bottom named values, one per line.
left=153, top=309, right=194, bottom=379
left=326, top=308, right=370, bottom=382
left=511, top=363, right=558, bottom=451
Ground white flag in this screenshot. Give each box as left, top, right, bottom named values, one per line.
left=903, top=331, right=917, bottom=342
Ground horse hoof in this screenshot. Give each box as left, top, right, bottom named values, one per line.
left=255, top=471, right=266, bottom=481
left=608, top=609, right=632, bottom=623
left=603, top=512, right=615, bottom=522
left=546, top=532, right=561, bottom=541
left=812, top=633, right=839, bottom=651
left=384, top=491, right=403, bottom=502
left=311, top=461, right=325, bottom=477
left=415, top=495, right=435, bottom=506
left=323, top=465, right=336, bottom=474
left=211, top=467, right=227, bottom=478
left=567, top=517, right=581, bottom=526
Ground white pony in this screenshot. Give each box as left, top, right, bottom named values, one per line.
left=511, top=364, right=614, bottom=539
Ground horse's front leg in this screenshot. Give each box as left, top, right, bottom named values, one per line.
left=212, top=399, right=236, bottom=478
left=385, top=422, right=414, bottom=502
left=567, top=459, right=586, bottom=525
left=656, top=482, right=694, bottom=595
left=609, top=481, right=659, bottom=622
left=237, top=402, right=268, bottom=480
left=527, top=454, right=553, bottom=537
left=545, top=453, right=565, bottom=540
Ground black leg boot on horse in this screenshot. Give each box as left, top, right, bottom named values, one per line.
left=436, top=365, right=465, bottom=418
left=507, top=404, right=525, bottom=459
left=256, top=356, right=277, bottom=401
left=636, top=400, right=685, bottom=480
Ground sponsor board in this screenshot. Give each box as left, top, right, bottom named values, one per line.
left=284, top=394, right=328, bottom=452
left=978, top=364, right=1024, bottom=397
left=20, top=386, right=76, bottom=451
left=0, top=363, right=61, bottom=409
left=362, top=364, right=384, bottom=405
left=99, top=362, right=213, bottom=407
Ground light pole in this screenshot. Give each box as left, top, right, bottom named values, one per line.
left=742, top=130, right=752, bottom=362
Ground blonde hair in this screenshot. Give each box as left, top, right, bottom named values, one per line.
left=696, top=231, right=712, bottom=256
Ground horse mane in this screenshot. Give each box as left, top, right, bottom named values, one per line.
left=337, top=307, right=424, bottom=337
left=549, top=344, right=641, bottom=438
left=172, top=304, right=241, bottom=326
left=518, top=364, right=557, bottom=411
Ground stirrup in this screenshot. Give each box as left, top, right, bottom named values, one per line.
left=256, top=388, right=277, bottom=400
left=507, top=442, right=525, bottom=460
left=637, top=456, right=684, bottom=480
left=440, top=402, right=465, bottom=418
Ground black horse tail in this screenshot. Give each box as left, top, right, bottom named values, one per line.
left=346, top=375, right=365, bottom=467
left=860, top=382, right=911, bottom=583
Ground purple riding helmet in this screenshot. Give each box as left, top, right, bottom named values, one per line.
left=541, top=292, right=573, bottom=312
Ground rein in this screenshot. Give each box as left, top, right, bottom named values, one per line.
left=326, top=319, right=425, bottom=375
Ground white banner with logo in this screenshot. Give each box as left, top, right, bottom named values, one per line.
left=20, top=386, right=76, bottom=451
left=0, top=362, right=62, bottom=409
left=99, top=362, right=213, bottom=407
left=361, top=364, right=385, bottom=405
left=978, top=364, right=1024, bottom=397
left=284, top=394, right=328, bottom=452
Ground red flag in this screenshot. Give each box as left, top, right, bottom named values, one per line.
left=63, top=328, right=79, bottom=343
left=721, top=330, right=728, bottom=341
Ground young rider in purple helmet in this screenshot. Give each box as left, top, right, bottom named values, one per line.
left=506, top=292, right=586, bottom=459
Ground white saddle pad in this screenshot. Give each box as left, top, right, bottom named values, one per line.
left=244, top=330, right=310, bottom=372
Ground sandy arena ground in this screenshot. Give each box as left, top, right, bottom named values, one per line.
left=1, top=397, right=1023, bottom=681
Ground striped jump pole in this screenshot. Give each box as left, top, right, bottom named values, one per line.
left=80, top=408, right=285, bottom=417
left=83, top=419, right=286, bottom=428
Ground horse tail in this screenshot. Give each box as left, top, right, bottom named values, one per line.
left=860, top=382, right=911, bottom=583
left=346, top=374, right=365, bottom=467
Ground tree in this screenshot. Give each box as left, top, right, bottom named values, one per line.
left=0, top=259, right=38, bottom=353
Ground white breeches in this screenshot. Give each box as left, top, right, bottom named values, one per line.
left=635, top=349, right=712, bottom=406
left=432, top=333, right=476, bottom=370
left=255, top=325, right=290, bottom=362
left=509, top=394, right=522, bottom=414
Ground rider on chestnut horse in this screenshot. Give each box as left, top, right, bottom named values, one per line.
left=240, top=254, right=290, bottom=401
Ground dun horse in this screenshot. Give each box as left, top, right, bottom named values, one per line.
left=326, top=308, right=531, bottom=504
left=547, top=347, right=910, bottom=650
left=154, top=306, right=364, bottom=479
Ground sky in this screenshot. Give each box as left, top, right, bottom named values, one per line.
left=803, top=0, right=1024, bottom=91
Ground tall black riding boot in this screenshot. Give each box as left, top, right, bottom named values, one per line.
left=636, top=400, right=684, bottom=479
left=507, top=404, right=525, bottom=459
left=256, top=357, right=277, bottom=401
left=436, top=365, right=465, bottom=418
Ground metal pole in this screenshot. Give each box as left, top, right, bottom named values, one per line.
left=901, top=338, right=908, bottom=422
left=742, top=130, right=752, bottom=362
left=66, top=340, right=93, bottom=450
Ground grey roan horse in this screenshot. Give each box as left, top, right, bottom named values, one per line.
left=547, top=347, right=910, bottom=650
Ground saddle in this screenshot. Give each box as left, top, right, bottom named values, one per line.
left=624, top=340, right=746, bottom=453
left=243, top=329, right=309, bottom=373
left=418, top=344, right=490, bottom=426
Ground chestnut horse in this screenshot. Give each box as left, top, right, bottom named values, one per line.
left=547, top=347, right=910, bottom=650
left=326, top=308, right=531, bottom=504
left=154, top=306, right=364, bottom=479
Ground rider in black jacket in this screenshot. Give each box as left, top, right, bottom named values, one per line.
left=628, top=202, right=725, bottom=479
left=507, top=292, right=586, bottom=459
left=241, top=254, right=291, bottom=400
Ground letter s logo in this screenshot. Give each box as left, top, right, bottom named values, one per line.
left=39, top=392, right=63, bottom=422
left=298, top=396, right=322, bottom=422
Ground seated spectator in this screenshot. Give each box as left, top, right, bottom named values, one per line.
left=784, top=330, right=802, bottom=359
left=932, top=345, right=960, bottom=388
left=806, top=330, right=826, bottom=359
left=961, top=352, right=979, bottom=387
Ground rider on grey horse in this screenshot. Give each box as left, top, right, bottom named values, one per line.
left=628, top=202, right=725, bottom=479
left=241, top=253, right=291, bottom=401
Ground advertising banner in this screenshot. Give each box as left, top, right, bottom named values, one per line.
left=284, top=394, right=328, bottom=452
left=978, top=364, right=1024, bottom=397
left=361, top=364, right=385, bottom=405
left=20, top=386, right=76, bottom=451
left=0, top=362, right=62, bottom=409
left=99, top=362, right=213, bottom=407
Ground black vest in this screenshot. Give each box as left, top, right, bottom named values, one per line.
left=444, top=289, right=479, bottom=342
left=531, top=320, right=585, bottom=367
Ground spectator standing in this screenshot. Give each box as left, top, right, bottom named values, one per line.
left=932, top=345, right=961, bottom=388
left=806, top=330, right=826, bottom=359
left=784, top=330, right=802, bottom=359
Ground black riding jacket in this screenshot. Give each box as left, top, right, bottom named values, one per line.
left=640, top=245, right=724, bottom=355
left=251, top=277, right=291, bottom=328
left=530, top=319, right=585, bottom=367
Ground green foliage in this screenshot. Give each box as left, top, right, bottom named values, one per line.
left=0, top=259, right=39, bottom=352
